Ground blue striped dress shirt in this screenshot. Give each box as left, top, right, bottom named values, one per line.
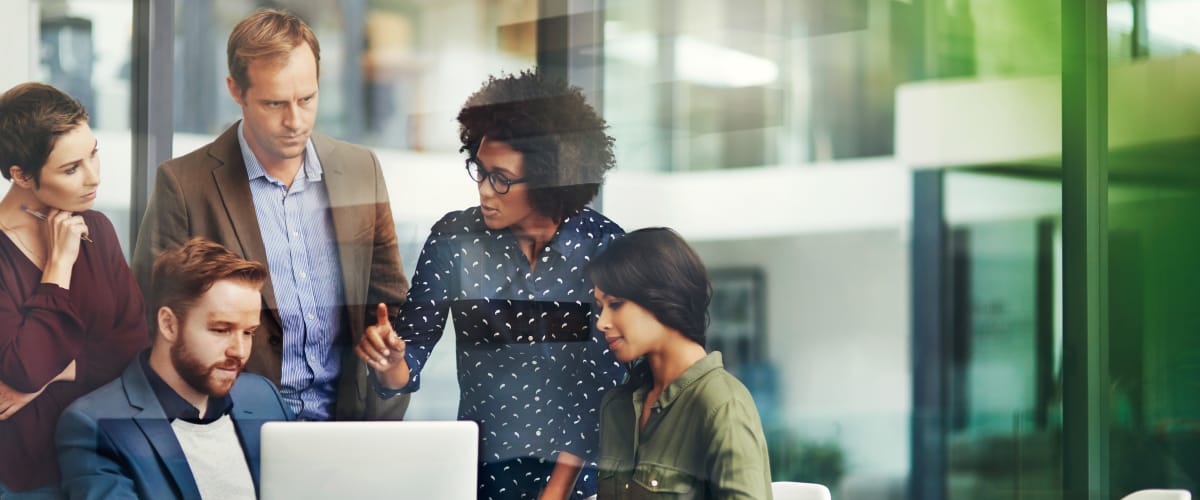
left=237, top=123, right=346, bottom=421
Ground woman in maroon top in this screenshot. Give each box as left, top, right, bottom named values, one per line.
left=0, top=83, right=148, bottom=496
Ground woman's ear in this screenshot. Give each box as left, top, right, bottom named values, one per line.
left=8, top=165, right=34, bottom=189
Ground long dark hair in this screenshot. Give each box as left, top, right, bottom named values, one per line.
left=588, top=228, right=712, bottom=346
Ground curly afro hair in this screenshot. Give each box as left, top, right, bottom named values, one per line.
left=457, top=70, right=615, bottom=222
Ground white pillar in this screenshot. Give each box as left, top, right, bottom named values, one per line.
left=0, top=0, right=38, bottom=91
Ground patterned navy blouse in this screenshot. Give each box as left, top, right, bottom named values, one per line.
left=383, top=206, right=626, bottom=496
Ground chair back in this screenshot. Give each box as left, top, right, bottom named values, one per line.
left=771, top=481, right=832, bottom=500
left=1122, top=490, right=1192, bottom=500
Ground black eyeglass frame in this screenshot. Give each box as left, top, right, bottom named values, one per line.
left=465, top=158, right=528, bottom=194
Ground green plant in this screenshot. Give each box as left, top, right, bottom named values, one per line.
left=766, top=427, right=846, bottom=488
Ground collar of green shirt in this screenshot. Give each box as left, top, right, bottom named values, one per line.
left=630, top=351, right=725, bottom=409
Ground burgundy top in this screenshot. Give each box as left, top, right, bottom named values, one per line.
left=0, top=210, right=148, bottom=492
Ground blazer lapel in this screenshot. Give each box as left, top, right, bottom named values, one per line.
left=208, top=125, right=283, bottom=326
left=123, top=360, right=202, bottom=500
left=231, top=403, right=263, bottom=494
left=313, top=134, right=370, bottom=330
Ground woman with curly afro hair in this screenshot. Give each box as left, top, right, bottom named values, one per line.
left=356, top=70, right=626, bottom=499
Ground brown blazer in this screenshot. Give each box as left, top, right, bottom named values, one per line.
left=131, top=123, right=410, bottom=420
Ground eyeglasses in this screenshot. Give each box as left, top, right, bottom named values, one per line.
left=466, top=159, right=527, bottom=194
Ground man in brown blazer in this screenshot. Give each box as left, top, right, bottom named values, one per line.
left=132, top=9, right=409, bottom=420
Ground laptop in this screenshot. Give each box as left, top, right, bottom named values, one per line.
left=259, top=421, right=478, bottom=500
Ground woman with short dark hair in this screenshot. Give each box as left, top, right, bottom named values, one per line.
left=589, top=228, right=773, bottom=499
left=0, top=82, right=148, bottom=496
left=356, top=70, right=625, bottom=499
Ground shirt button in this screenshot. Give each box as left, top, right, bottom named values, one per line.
left=651, top=479, right=659, bottom=487
left=292, top=230, right=299, bottom=237
left=306, top=313, right=315, bottom=320
left=624, top=483, right=630, bottom=490
left=299, top=272, right=307, bottom=279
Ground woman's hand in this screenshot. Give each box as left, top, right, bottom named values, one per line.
left=540, top=451, right=584, bottom=500
left=355, top=303, right=411, bottom=389
left=0, top=378, right=46, bottom=420
left=0, top=361, right=74, bottom=420
left=40, top=208, right=89, bottom=288
left=51, top=360, right=77, bottom=384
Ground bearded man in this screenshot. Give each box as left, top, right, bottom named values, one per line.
left=56, top=238, right=292, bottom=500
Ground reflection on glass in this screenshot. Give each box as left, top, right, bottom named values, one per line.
left=1109, top=0, right=1200, bottom=61
left=169, top=0, right=544, bottom=421
left=1107, top=1, right=1200, bottom=496
left=90, top=0, right=1200, bottom=497
left=944, top=172, right=1063, bottom=500
left=38, top=0, right=134, bottom=256
left=604, top=0, right=1074, bottom=497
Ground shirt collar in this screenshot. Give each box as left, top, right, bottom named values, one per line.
left=546, top=209, right=588, bottom=259
left=140, top=351, right=235, bottom=424
left=473, top=207, right=592, bottom=260
left=631, top=351, right=725, bottom=410
left=236, top=120, right=323, bottom=184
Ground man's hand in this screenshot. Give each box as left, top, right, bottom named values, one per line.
left=355, top=303, right=411, bottom=390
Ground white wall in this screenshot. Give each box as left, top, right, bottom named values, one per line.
left=602, top=158, right=911, bottom=241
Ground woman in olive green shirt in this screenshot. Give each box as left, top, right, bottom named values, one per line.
left=588, top=228, right=773, bottom=499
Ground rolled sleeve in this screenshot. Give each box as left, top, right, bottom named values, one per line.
left=0, top=282, right=85, bottom=392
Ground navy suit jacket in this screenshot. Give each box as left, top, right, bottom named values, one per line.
left=55, top=355, right=293, bottom=500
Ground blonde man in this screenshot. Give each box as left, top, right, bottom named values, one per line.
left=132, top=9, right=410, bottom=421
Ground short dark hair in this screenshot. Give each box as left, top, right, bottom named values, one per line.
left=457, top=70, right=615, bottom=222
left=151, top=238, right=268, bottom=323
left=588, top=228, right=712, bottom=346
left=0, top=82, right=88, bottom=185
left=227, top=9, right=321, bottom=98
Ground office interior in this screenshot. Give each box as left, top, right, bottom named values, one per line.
left=5, top=0, right=1200, bottom=498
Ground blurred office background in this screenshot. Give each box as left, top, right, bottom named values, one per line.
left=4, top=0, right=1199, bottom=497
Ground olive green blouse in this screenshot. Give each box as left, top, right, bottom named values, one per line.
left=596, top=352, right=773, bottom=499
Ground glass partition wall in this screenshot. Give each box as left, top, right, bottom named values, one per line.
left=1105, top=0, right=1200, bottom=495
left=157, top=0, right=1200, bottom=497
left=6, top=0, right=1198, bottom=497
left=37, top=0, right=137, bottom=256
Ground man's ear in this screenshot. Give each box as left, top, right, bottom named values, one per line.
left=157, top=307, right=180, bottom=342
left=226, top=75, right=245, bottom=107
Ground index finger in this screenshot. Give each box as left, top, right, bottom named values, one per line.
left=375, top=303, right=390, bottom=327
left=360, top=325, right=391, bottom=357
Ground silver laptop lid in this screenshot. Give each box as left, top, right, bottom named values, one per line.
left=259, top=421, right=478, bottom=500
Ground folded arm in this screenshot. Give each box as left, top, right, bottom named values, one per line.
left=0, top=279, right=85, bottom=392
left=0, top=360, right=75, bottom=420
